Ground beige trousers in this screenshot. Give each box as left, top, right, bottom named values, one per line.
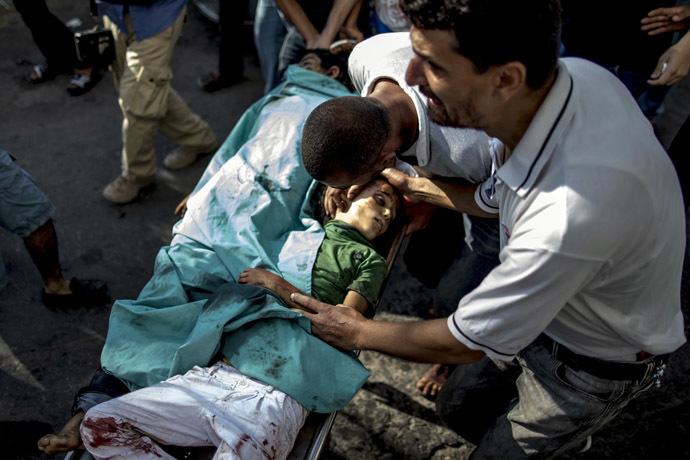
left=104, top=9, right=217, bottom=181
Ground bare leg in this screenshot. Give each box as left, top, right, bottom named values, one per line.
left=37, top=410, right=84, bottom=454
left=22, top=219, right=70, bottom=295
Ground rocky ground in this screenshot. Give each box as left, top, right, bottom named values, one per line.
left=1, top=1, right=689, bottom=459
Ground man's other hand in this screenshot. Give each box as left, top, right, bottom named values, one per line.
left=324, top=186, right=348, bottom=218
left=290, top=293, right=365, bottom=350
left=641, top=6, right=690, bottom=36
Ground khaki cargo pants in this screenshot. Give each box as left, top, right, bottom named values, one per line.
left=104, top=8, right=217, bottom=181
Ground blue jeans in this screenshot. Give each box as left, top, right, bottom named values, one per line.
left=277, top=24, right=306, bottom=86
left=433, top=215, right=501, bottom=317
left=437, top=337, right=662, bottom=459
left=254, top=0, right=287, bottom=94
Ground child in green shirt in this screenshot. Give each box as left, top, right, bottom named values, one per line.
left=239, top=177, right=399, bottom=314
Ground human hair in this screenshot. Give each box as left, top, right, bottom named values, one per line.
left=301, top=96, right=391, bottom=183
left=401, top=0, right=562, bottom=89
left=296, top=48, right=354, bottom=92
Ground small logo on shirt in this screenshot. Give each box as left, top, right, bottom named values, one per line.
left=353, top=251, right=364, bottom=262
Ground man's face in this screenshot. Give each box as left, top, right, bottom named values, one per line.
left=344, top=179, right=398, bottom=240
left=405, top=26, right=491, bottom=130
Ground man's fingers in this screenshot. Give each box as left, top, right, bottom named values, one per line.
left=346, top=184, right=363, bottom=200
left=290, top=292, right=326, bottom=313
left=380, top=167, right=410, bottom=191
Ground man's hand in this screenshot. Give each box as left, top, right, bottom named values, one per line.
left=290, top=293, right=365, bottom=350
left=380, top=167, right=425, bottom=205
left=641, top=6, right=690, bottom=36
left=323, top=186, right=348, bottom=218
left=339, top=26, right=363, bottom=43
left=648, top=43, right=690, bottom=85
left=306, top=34, right=333, bottom=50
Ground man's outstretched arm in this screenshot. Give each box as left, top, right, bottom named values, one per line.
left=380, top=168, right=496, bottom=218
left=290, top=293, right=486, bottom=364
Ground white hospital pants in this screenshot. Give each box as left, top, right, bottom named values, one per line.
left=80, top=362, right=308, bottom=460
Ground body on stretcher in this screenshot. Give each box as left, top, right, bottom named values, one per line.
left=60, top=183, right=407, bottom=460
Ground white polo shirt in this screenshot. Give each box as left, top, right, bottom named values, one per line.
left=450, top=58, right=686, bottom=362
left=348, top=32, right=495, bottom=182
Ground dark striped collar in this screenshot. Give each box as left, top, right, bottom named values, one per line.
left=497, top=60, right=576, bottom=197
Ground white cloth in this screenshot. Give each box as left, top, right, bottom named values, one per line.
left=450, top=58, right=686, bottom=362
left=373, top=0, right=410, bottom=32
left=81, top=362, right=308, bottom=460
left=348, top=32, right=495, bottom=182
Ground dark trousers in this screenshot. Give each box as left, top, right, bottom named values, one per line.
left=15, top=0, right=80, bottom=70
left=218, top=0, right=248, bottom=81
left=668, top=115, right=690, bottom=209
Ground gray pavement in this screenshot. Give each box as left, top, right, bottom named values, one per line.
left=1, top=2, right=689, bottom=459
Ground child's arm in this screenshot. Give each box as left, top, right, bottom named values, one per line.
left=342, top=290, right=369, bottom=315
left=239, top=268, right=370, bottom=314
left=239, top=268, right=305, bottom=309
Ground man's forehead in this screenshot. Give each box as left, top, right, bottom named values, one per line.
left=410, top=26, right=458, bottom=60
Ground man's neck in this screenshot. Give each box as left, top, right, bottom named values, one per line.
left=490, top=72, right=557, bottom=153
left=369, top=79, right=419, bottom=151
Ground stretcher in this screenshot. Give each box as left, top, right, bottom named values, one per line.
left=60, top=183, right=407, bottom=460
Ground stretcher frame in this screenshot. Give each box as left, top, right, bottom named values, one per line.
left=61, top=194, right=407, bottom=460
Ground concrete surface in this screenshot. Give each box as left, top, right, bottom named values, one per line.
left=0, top=1, right=689, bottom=459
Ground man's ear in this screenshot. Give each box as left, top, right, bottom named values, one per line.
left=376, top=150, right=397, bottom=168
left=325, top=65, right=340, bottom=79
left=493, top=61, right=527, bottom=101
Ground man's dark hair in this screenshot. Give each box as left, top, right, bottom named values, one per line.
left=301, top=96, right=391, bottom=182
left=297, top=48, right=354, bottom=92
left=401, top=0, right=562, bottom=89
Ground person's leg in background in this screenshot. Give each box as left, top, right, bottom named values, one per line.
left=14, top=0, right=74, bottom=80
left=254, top=0, right=288, bottom=93
left=198, top=0, right=249, bottom=92
left=416, top=214, right=501, bottom=398
left=277, top=23, right=306, bottom=87
left=15, top=0, right=100, bottom=95
left=0, top=150, right=108, bottom=307
left=102, top=9, right=216, bottom=203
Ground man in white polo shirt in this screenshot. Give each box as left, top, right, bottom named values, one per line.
left=291, top=0, right=686, bottom=457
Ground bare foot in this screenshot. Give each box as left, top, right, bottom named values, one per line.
left=239, top=268, right=304, bottom=308
left=239, top=268, right=278, bottom=290
left=37, top=411, right=85, bottom=454
left=416, top=363, right=453, bottom=399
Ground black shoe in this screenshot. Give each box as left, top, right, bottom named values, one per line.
left=197, top=71, right=243, bottom=92
left=42, top=277, right=110, bottom=310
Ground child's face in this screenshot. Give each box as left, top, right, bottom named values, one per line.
left=338, top=179, right=398, bottom=240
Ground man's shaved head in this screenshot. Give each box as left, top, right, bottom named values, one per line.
left=301, top=96, right=392, bottom=186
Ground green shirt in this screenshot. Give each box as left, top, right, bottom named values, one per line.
left=311, top=220, right=388, bottom=307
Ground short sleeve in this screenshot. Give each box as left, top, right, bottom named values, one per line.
left=347, top=253, right=388, bottom=306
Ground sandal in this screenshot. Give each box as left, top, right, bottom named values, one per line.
left=42, top=277, right=110, bottom=310
left=66, top=69, right=101, bottom=96
left=26, top=64, right=58, bottom=84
